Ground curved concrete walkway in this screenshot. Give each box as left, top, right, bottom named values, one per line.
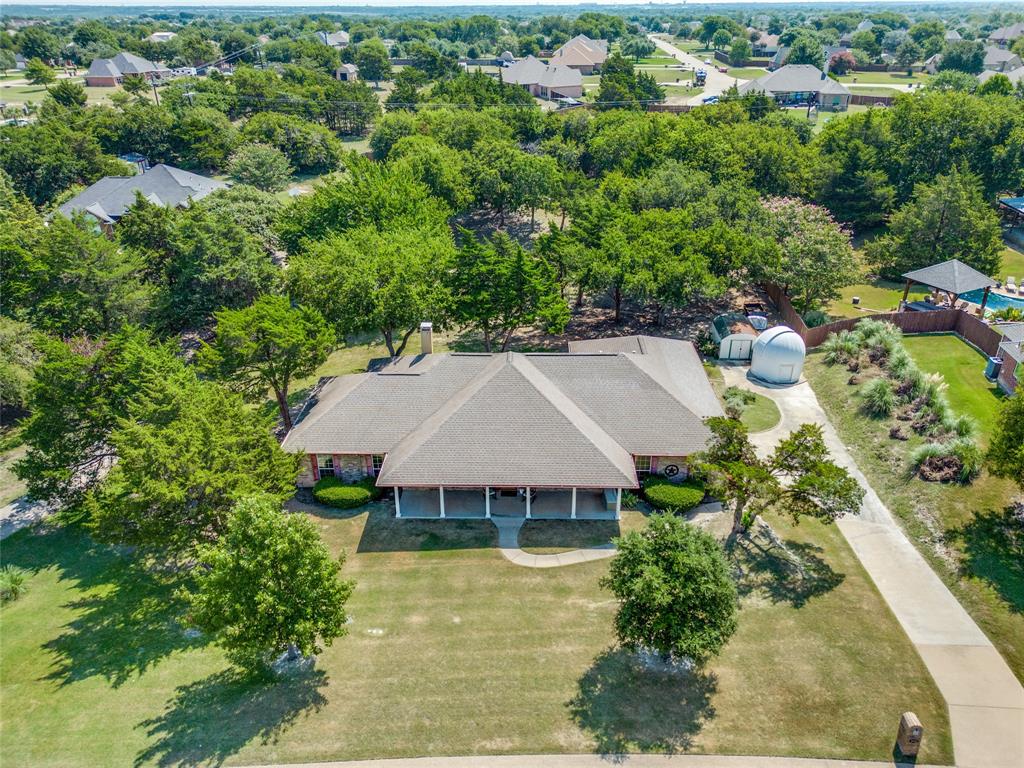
left=492, top=517, right=616, bottom=568
left=242, top=755, right=945, bottom=768
left=721, top=366, right=1024, bottom=768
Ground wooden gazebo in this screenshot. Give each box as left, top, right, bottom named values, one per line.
left=901, top=259, right=997, bottom=314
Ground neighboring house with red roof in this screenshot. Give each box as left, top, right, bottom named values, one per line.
left=550, top=34, right=609, bottom=75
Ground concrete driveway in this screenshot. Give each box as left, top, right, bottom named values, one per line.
left=722, top=365, right=1024, bottom=768
left=649, top=35, right=749, bottom=105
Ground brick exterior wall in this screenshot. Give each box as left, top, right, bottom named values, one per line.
left=301, top=453, right=373, bottom=487
left=652, top=456, right=690, bottom=480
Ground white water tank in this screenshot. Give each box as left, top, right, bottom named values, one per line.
left=750, top=326, right=806, bottom=385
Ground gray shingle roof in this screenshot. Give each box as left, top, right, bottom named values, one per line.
left=284, top=337, right=722, bottom=488
left=58, top=164, right=227, bottom=223
left=86, top=52, right=169, bottom=79
left=901, top=259, right=997, bottom=295
left=998, top=323, right=1024, bottom=364
left=503, top=55, right=582, bottom=89
left=738, top=64, right=851, bottom=97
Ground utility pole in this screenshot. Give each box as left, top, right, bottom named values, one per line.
left=151, top=81, right=160, bottom=106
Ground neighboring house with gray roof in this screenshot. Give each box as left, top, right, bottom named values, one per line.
left=738, top=64, right=851, bottom=110
left=317, top=30, right=350, bottom=49
left=989, top=22, right=1024, bottom=48
left=85, top=51, right=170, bottom=86
left=996, top=323, right=1024, bottom=394
left=984, top=46, right=1023, bottom=72
left=979, top=67, right=1024, bottom=86
left=501, top=54, right=583, bottom=99
left=283, top=334, right=722, bottom=520
left=58, top=164, right=226, bottom=232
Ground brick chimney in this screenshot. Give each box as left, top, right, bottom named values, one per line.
left=420, top=322, right=433, bottom=354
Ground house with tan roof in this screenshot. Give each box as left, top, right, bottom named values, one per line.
left=550, top=34, right=608, bottom=75
left=501, top=55, right=583, bottom=99
left=283, top=333, right=722, bottom=520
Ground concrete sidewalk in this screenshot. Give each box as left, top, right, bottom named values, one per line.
left=0, top=495, right=51, bottom=540
left=240, top=754, right=945, bottom=768
left=491, top=517, right=616, bottom=568
left=722, top=366, right=1024, bottom=768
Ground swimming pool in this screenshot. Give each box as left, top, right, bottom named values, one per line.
left=960, top=288, right=1024, bottom=314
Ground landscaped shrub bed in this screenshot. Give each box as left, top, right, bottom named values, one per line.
left=642, top=476, right=705, bottom=512
left=821, top=320, right=981, bottom=483
left=313, top=476, right=381, bottom=508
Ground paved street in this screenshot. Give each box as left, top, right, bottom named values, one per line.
left=241, top=755, right=947, bottom=768
left=649, top=35, right=749, bottom=105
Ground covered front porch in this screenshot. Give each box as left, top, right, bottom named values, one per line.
left=392, top=487, right=622, bottom=521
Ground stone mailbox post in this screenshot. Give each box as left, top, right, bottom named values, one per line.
left=896, top=711, right=923, bottom=757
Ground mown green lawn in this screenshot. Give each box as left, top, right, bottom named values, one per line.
left=0, top=79, right=133, bottom=105
left=902, top=334, right=1005, bottom=440
left=836, top=71, right=929, bottom=85
left=805, top=343, right=1024, bottom=683
left=726, top=67, right=768, bottom=79
left=825, top=280, right=930, bottom=319
left=847, top=85, right=903, bottom=97
left=0, top=502, right=952, bottom=765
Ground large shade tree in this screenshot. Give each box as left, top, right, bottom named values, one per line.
left=763, top=197, right=858, bottom=314
left=602, top=514, right=738, bottom=664
left=450, top=229, right=569, bottom=351
left=188, top=494, right=354, bottom=673
left=198, top=295, right=333, bottom=430
left=289, top=223, right=454, bottom=357
left=866, top=168, right=1003, bottom=279
left=696, top=417, right=864, bottom=535
left=87, top=363, right=299, bottom=553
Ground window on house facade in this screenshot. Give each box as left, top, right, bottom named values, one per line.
left=634, top=455, right=652, bottom=474
left=371, top=454, right=384, bottom=476
left=317, top=455, right=335, bottom=477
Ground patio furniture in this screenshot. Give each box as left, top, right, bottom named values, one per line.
left=1008, top=277, right=1018, bottom=294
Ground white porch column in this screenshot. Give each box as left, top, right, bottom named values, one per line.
left=485, top=487, right=491, bottom=519
left=525, top=486, right=531, bottom=519
left=571, top=487, right=577, bottom=519
left=394, top=487, right=401, bottom=518
left=439, top=486, right=445, bottom=519
left=615, top=488, right=622, bottom=520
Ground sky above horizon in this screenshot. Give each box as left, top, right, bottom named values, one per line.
left=4, top=0, right=990, bottom=6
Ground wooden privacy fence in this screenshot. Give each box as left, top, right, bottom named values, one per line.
left=763, top=283, right=1002, bottom=356
left=849, top=93, right=895, bottom=107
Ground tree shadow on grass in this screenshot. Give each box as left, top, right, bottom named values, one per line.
left=1, top=522, right=204, bottom=688
left=728, top=528, right=845, bottom=609
left=948, top=505, right=1024, bottom=614
left=568, top=647, right=717, bottom=754
left=135, top=668, right=328, bottom=768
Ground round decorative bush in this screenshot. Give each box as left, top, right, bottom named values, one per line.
left=313, top=477, right=380, bottom=509
left=802, top=309, right=829, bottom=328
left=642, top=476, right=705, bottom=512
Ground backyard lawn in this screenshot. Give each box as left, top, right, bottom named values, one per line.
left=836, top=71, right=929, bottom=85
left=725, top=67, right=768, bottom=79
left=805, top=337, right=1024, bottom=683
left=825, top=280, right=929, bottom=319
left=0, top=501, right=953, bottom=766
left=902, top=334, right=1005, bottom=439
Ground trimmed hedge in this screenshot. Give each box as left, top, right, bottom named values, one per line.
left=313, top=476, right=381, bottom=509
left=642, top=476, right=705, bottom=513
